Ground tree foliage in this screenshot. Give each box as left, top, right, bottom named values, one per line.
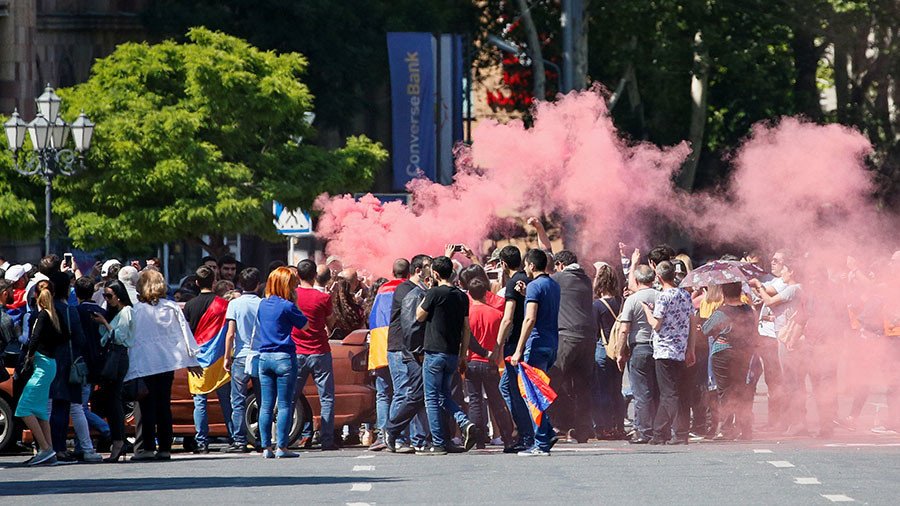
left=0, top=151, right=40, bottom=238
left=55, top=28, right=387, bottom=255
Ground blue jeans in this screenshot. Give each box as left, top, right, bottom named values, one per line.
left=388, top=351, right=428, bottom=445
left=500, top=359, right=535, bottom=447
left=192, top=384, right=233, bottom=446
left=373, top=367, right=392, bottom=432
left=296, top=352, right=335, bottom=447
left=524, top=346, right=557, bottom=451
left=423, top=352, right=470, bottom=448
left=629, top=343, right=658, bottom=439
left=230, top=356, right=251, bottom=445
left=82, top=383, right=110, bottom=437
left=592, top=342, right=625, bottom=433
left=259, top=352, right=298, bottom=449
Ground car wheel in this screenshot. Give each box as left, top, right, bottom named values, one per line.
left=244, top=392, right=307, bottom=448
left=0, top=396, right=13, bottom=453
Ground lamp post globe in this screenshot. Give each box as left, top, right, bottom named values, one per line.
left=27, top=113, right=51, bottom=151
left=70, top=111, right=94, bottom=152
left=36, top=84, right=62, bottom=124
left=3, top=108, right=27, bottom=152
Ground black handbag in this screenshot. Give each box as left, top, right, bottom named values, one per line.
left=100, top=335, right=129, bottom=382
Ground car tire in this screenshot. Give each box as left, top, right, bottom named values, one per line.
left=244, top=392, right=307, bottom=448
left=0, top=396, right=13, bottom=453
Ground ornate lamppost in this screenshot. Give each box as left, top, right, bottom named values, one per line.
left=3, top=84, right=94, bottom=255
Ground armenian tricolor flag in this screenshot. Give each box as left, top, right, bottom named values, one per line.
left=367, top=279, right=405, bottom=371
left=516, top=362, right=557, bottom=425
left=187, top=296, right=231, bottom=395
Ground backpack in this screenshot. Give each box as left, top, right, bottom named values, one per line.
left=598, top=298, right=627, bottom=360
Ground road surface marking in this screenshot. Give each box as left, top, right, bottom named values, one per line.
left=346, top=503, right=372, bottom=506
left=353, top=465, right=375, bottom=471
left=356, top=455, right=376, bottom=459
left=821, top=494, right=855, bottom=502
left=793, top=477, right=821, bottom=485
left=824, top=443, right=900, bottom=447
left=767, top=461, right=795, bottom=468
left=350, top=483, right=373, bottom=492
left=753, top=449, right=773, bottom=454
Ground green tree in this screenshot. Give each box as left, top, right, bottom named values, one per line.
left=0, top=152, right=40, bottom=238
left=55, top=28, right=387, bottom=257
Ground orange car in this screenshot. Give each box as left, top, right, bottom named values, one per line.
left=15, top=330, right=376, bottom=450
left=0, top=365, right=15, bottom=452
left=172, top=329, right=375, bottom=448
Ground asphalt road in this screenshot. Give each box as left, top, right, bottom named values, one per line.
left=1, top=430, right=899, bottom=505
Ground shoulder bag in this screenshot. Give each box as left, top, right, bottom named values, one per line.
left=67, top=309, right=89, bottom=385
left=599, top=298, right=625, bottom=360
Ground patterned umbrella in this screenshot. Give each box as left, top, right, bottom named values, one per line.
left=679, top=260, right=765, bottom=288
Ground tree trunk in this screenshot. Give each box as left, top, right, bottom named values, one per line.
left=573, top=0, right=590, bottom=90
left=832, top=39, right=850, bottom=123
left=516, top=0, right=546, bottom=101
left=679, top=30, right=709, bottom=191
left=790, top=26, right=823, bottom=121
left=191, top=234, right=230, bottom=259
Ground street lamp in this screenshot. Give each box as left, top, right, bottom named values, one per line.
left=3, top=84, right=94, bottom=255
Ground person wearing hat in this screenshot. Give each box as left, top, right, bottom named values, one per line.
left=5, top=263, right=32, bottom=310
left=92, top=259, right=122, bottom=307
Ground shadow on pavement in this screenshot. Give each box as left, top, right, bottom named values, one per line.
left=0, top=475, right=401, bottom=495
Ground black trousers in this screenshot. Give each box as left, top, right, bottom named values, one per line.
left=465, top=360, right=513, bottom=444
left=102, top=347, right=129, bottom=441
left=133, top=371, right=175, bottom=453
left=50, top=399, right=71, bottom=453
left=653, top=358, right=689, bottom=441
left=711, top=349, right=752, bottom=435
left=751, top=337, right=784, bottom=426
left=548, top=337, right=595, bottom=439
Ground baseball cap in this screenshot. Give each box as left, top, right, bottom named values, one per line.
left=3, top=264, right=30, bottom=282
left=101, top=259, right=122, bottom=277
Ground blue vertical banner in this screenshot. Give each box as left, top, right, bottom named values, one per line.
left=387, top=33, right=436, bottom=191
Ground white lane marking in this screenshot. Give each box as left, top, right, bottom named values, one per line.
left=551, top=447, right=622, bottom=452
left=821, top=494, right=855, bottom=502
left=350, top=483, right=373, bottom=492
left=824, top=443, right=900, bottom=447
left=346, top=503, right=372, bottom=506
left=356, top=455, right=376, bottom=459
left=767, top=460, right=795, bottom=468
left=353, top=465, right=375, bottom=471
left=753, top=449, right=773, bottom=454
left=793, top=477, right=821, bottom=485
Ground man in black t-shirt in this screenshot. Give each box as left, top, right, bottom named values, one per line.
left=415, top=256, right=478, bottom=455
left=492, top=245, right=535, bottom=452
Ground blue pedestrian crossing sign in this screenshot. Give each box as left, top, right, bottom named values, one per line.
left=273, top=201, right=313, bottom=235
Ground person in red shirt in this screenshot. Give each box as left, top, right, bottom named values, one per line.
left=292, top=259, right=338, bottom=450
left=465, top=276, right=514, bottom=449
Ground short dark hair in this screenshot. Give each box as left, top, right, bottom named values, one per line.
left=431, top=256, right=453, bottom=280
left=410, top=254, right=432, bottom=274
left=648, top=245, right=675, bottom=266
left=195, top=265, right=216, bottom=289
left=49, top=271, right=70, bottom=300
left=267, top=260, right=285, bottom=273
left=297, top=259, right=316, bottom=283
left=722, top=282, right=743, bottom=299
left=555, top=250, right=578, bottom=267
left=656, top=261, right=677, bottom=283
left=499, top=245, right=522, bottom=270
left=459, top=264, right=488, bottom=290
left=218, top=254, right=237, bottom=267
left=200, top=255, right=217, bottom=265
left=393, top=258, right=410, bottom=279
left=524, top=248, right=548, bottom=272
left=634, top=265, right=656, bottom=285
left=74, top=276, right=95, bottom=301
left=315, top=265, right=332, bottom=287
left=467, top=276, right=489, bottom=300
left=239, top=267, right=260, bottom=291
left=39, top=254, right=61, bottom=275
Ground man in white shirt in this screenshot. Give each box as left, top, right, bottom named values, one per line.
left=748, top=250, right=789, bottom=431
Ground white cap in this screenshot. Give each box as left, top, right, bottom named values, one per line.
left=101, top=259, right=121, bottom=277
left=3, top=263, right=31, bottom=282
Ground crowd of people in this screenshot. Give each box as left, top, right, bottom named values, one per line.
left=1, top=223, right=898, bottom=465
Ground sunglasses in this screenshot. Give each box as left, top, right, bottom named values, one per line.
left=103, top=293, right=114, bottom=299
